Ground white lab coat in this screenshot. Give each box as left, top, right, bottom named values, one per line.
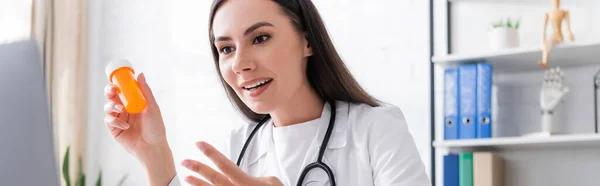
left=170, top=101, right=430, bottom=186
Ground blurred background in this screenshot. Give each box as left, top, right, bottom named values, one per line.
left=2, top=0, right=600, bottom=186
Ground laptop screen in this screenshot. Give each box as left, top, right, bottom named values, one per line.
left=0, top=40, right=60, bottom=186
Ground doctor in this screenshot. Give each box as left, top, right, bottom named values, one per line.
left=103, top=0, right=430, bottom=185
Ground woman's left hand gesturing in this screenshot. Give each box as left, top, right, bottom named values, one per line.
left=182, top=141, right=283, bottom=186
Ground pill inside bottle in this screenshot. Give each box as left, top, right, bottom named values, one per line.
left=105, top=59, right=147, bottom=114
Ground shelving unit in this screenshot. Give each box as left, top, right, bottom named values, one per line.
left=432, top=40, right=600, bottom=73
left=428, top=0, right=600, bottom=185
left=433, top=134, right=600, bottom=151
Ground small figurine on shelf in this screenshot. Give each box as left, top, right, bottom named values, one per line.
left=531, top=67, right=569, bottom=137
left=538, top=0, right=575, bottom=69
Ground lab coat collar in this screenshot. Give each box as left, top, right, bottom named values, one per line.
left=317, top=101, right=349, bottom=149
left=247, top=101, right=349, bottom=165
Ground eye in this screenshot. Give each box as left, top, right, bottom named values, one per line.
left=220, top=46, right=234, bottom=54
left=253, top=35, right=270, bottom=44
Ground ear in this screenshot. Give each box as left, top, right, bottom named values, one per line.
left=303, top=33, right=313, bottom=57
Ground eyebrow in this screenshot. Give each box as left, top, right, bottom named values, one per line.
left=214, top=22, right=275, bottom=42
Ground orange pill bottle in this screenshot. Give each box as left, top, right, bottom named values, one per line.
left=105, top=59, right=147, bottom=114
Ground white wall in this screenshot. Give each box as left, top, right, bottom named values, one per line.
left=88, top=0, right=432, bottom=185
left=87, top=0, right=176, bottom=185
left=0, top=0, right=31, bottom=42
left=451, top=0, right=600, bottom=54
left=169, top=0, right=243, bottom=182
left=311, top=0, right=432, bottom=179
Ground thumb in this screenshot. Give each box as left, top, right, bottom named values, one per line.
left=137, top=73, right=157, bottom=109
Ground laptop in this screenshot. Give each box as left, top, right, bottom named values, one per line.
left=0, top=40, right=60, bottom=186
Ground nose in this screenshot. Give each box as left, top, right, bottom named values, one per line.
left=231, top=49, right=256, bottom=74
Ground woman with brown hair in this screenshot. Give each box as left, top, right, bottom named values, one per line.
left=103, top=0, right=429, bottom=185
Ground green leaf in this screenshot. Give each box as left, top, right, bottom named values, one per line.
left=492, top=20, right=502, bottom=28
left=116, top=174, right=129, bottom=186
left=507, top=18, right=512, bottom=28
left=95, top=170, right=102, bottom=186
left=515, top=19, right=520, bottom=29
left=78, top=157, right=84, bottom=177
left=62, top=147, right=71, bottom=186
left=75, top=174, right=85, bottom=186
left=76, top=157, right=85, bottom=186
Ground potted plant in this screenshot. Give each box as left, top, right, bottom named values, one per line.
left=62, top=146, right=128, bottom=186
left=489, top=17, right=521, bottom=50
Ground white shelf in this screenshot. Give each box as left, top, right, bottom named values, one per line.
left=448, top=0, right=548, bottom=2
left=431, top=40, right=600, bottom=73
left=433, top=133, right=600, bottom=151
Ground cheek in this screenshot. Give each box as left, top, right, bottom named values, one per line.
left=256, top=40, right=303, bottom=76
left=219, top=62, right=237, bottom=90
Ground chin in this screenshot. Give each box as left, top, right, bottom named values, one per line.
left=243, top=99, right=277, bottom=114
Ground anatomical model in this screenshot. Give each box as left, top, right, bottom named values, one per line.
left=538, top=0, right=575, bottom=69
left=536, top=67, right=569, bottom=136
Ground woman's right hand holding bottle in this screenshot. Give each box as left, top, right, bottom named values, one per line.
left=104, top=73, right=176, bottom=186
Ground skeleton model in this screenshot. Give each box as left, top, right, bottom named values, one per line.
left=538, top=0, right=575, bottom=69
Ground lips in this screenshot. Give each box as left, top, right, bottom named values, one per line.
left=242, top=78, right=273, bottom=90
left=240, top=78, right=273, bottom=98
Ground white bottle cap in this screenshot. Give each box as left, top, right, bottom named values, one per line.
left=105, top=59, right=134, bottom=80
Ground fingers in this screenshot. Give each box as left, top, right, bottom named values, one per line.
left=104, top=84, right=123, bottom=104
left=104, top=100, right=130, bottom=124
left=257, top=176, right=282, bottom=185
left=182, top=159, right=233, bottom=186
left=104, top=115, right=130, bottom=130
left=137, top=73, right=158, bottom=109
left=196, top=142, right=250, bottom=185
left=184, top=176, right=212, bottom=186
left=104, top=101, right=124, bottom=116
left=105, top=84, right=116, bottom=98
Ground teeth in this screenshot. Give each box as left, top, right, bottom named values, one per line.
left=244, top=79, right=271, bottom=89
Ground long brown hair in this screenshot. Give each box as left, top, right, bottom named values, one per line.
left=208, top=0, right=380, bottom=122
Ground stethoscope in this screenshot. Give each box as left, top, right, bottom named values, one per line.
left=236, top=101, right=337, bottom=186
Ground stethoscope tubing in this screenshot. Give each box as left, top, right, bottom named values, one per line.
left=236, top=101, right=337, bottom=186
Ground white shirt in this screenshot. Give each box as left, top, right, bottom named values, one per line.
left=271, top=113, right=320, bottom=185
left=170, top=101, right=430, bottom=186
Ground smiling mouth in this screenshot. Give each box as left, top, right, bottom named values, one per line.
left=242, top=78, right=273, bottom=90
